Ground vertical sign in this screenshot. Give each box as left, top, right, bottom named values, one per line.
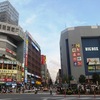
left=25, top=33, right=28, bottom=67
left=72, top=44, right=82, bottom=66
left=41, top=55, right=46, bottom=65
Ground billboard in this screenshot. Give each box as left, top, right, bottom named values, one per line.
left=72, top=43, right=82, bottom=67
left=41, top=55, right=46, bottom=65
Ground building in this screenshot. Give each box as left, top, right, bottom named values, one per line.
left=24, top=31, right=41, bottom=86
left=0, top=1, right=19, bottom=25
left=0, top=0, right=42, bottom=87
left=60, top=25, right=100, bottom=82
left=41, top=55, right=52, bottom=87
left=0, top=0, right=24, bottom=86
left=0, top=21, right=25, bottom=84
left=56, top=69, right=62, bottom=85
left=41, top=55, right=47, bottom=85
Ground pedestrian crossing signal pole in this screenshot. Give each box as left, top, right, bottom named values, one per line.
left=64, top=88, right=66, bottom=97
left=78, top=86, right=80, bottom=98
left=64, top=81, right=66, bottom=98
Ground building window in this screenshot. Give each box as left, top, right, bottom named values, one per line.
left=16, top=28, right=19, bottom=32
left=8, top=64, right=12, bottom=69
left=0, top=24, right=1, bottom=29
left=3, top=64, right=7, bottom=69
left=12, top=65, right=16, bottom=70
left=7, top=26, right=10, bottom=31
left=0, top=64, right=2, bottom=69
left=11, top=27, right=15, bottom=32
left=3, top=25, right=6, bottom=30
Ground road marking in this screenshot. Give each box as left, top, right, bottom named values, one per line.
left=42, top=97, right=100, bottom=100
left=0, top=98, right=19, bottom=100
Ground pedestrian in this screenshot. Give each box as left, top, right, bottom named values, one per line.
left=34, top=88, right=38, bottom=94
left=50, top=87, right=52, bottom=95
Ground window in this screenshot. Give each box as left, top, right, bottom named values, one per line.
left=11, top=27, right=15, bottom=32
left=8, top=64, right=12, bottom=69
left=3, top=25, right=6, bottom=30
left=0, top=64, right=2, bottom=69
left=3, top=64, right=7, bottom=69
left=7, top=26, right=10, bottom=31
left=12, top=65, right=16, bottom=70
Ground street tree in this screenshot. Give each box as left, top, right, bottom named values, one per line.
left=92, top=73, right=100, bottom=84
left=79, top=74, right=86, bottom=84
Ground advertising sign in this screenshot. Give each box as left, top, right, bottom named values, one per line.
left=41, top=55, right=46, bottom=64
left=72, top=43, right=82, bottom=66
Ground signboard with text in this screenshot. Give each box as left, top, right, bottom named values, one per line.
left=72, top=43, right=82, bottom=67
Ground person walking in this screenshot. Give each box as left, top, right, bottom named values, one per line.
left=50, top=87, right=52, bottom=95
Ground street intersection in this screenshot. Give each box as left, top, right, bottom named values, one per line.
left=0, top=93, right=100, bottom=100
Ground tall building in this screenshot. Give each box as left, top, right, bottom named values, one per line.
left=0, top=1, right=19, bottom=25
left=41, top=55, right=47, bottom=86
left=0, top=1, right=24, bottom=86
left=60, top=26, right=100, bottom=82
left=24, top=31, right=41, bottom=86
left=0, top=22, right=25, bottom=84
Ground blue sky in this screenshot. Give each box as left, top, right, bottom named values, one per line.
left=1, top=0, right=100, bottom=81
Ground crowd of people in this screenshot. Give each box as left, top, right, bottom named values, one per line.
left=56, top=83, right=100, bottom=95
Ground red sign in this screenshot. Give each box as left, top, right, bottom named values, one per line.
left=76, top=48, right=80, bottom=52
left=6, top=48, right=16, bottom=56
left=0, top=78, right=12, bottom=82
left=77, top=61, right=82, bottom=66
left=73, top=57, right=77, bottom=61
left=41, top=55, right=46, bottom=64
left=6, top=78, right=12, bottom=82
left=77, top=52, right=81, bottom=56
left=72, top=53, right=77, bottom=57
left=0, top=78, right=5, bottom=82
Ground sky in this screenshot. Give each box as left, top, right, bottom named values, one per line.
left=1, top=0, right=100, bottom=81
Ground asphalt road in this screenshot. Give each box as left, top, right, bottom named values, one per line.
left=0, top=93, right=100, bottom=100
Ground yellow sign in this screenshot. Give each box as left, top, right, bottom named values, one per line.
left=0, top=69, right=17, bottom=74
left=36, top=81, right=41, bottom=85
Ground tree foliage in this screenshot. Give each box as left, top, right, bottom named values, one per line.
left=79, top=74, right=86, bottom=84
left=92, top=73, right=100, bottom=84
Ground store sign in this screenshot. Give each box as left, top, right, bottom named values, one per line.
left=87, top=58, right=100, bottom=65
left=0, top=69, right=17, bottom=73
left=85, top=47, right=99, bottom=51
left=0, top=78, right=12, bottom=82
left=72, top=43, right=82, bottom=66
left=6, top=48, right=16, bottom=56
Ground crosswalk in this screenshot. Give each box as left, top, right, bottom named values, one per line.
left=42, top=96, right=100, bottom=100
left=0, top=98, right=19, bottom=100
left=0, top=97, right=100, bottom=100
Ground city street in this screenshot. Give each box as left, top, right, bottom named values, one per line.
left=0, top=93, right=100, bottom=100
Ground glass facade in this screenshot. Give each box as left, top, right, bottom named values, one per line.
left=0, top=1, right=19, bottom=25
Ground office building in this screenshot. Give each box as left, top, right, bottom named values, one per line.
left=0, top=1, right=19, bottom=25
left=24, top=31, right=41, bottom=85
left=0, top=21, right=25, bottom=84
left=60, top=26, right=100, bottom=82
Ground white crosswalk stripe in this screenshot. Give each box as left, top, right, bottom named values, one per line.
left=42, top=96, right=100, bottom=100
